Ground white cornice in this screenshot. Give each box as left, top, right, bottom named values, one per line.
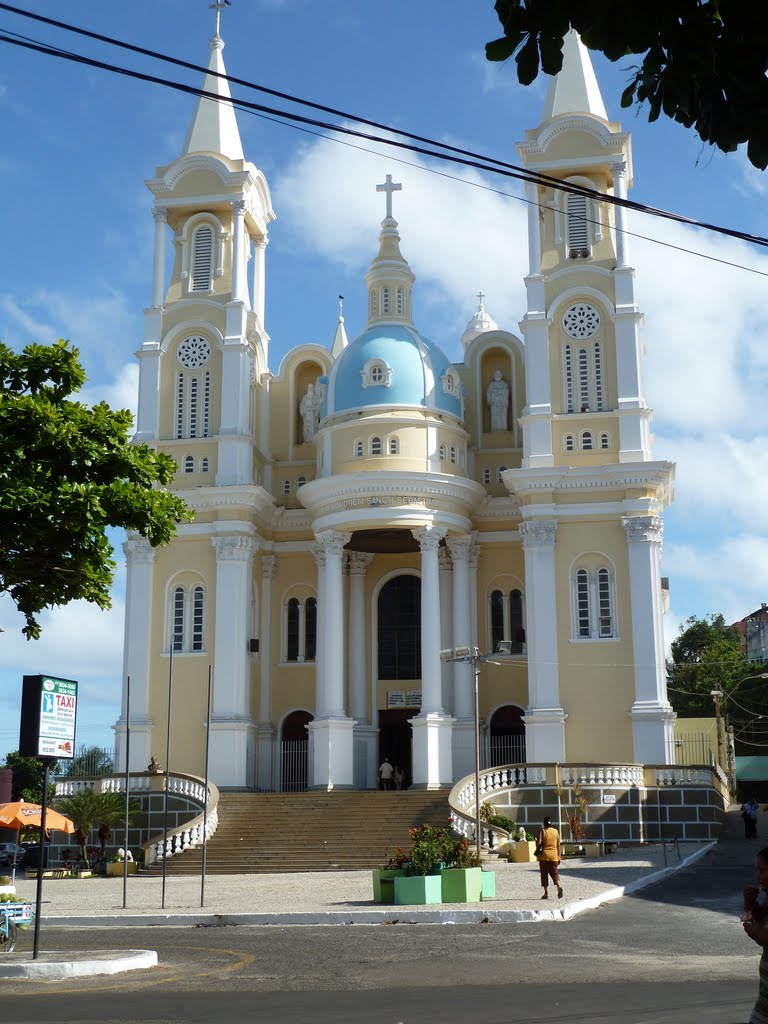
left=502, top=461, right=674, bottom=506
left=175, top=483, right=276, bottom=520
left=473, top=495, right=521, bottom=520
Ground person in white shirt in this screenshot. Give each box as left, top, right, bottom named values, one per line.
left=379, top=757, right=394, bottom=791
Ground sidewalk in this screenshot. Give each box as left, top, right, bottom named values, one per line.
left=10, top=841, right=714, bottom=928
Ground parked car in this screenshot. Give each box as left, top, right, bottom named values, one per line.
left=0, top=842, right=25, bottom=866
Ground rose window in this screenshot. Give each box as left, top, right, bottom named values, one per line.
left=562, top=304, right=600, bottom=339
left=176, top=336, right=211, bottom=369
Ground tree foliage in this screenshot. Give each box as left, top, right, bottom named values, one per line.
left=54, top=789, right=139, bottom=868
left=667, top=613, right=747, bottom=716
left=0, top=339, right=192, bottom=638
left=486, top=1, right=768, bottom=169
left=62, top=745, right=115, bottom=778
left=2, top=750, right=59, bottom=803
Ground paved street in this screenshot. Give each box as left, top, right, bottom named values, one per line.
left=0, top=816, right=762, bottom=1022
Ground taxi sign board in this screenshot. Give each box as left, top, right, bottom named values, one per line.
left=19, top=674, right=78, bottom=760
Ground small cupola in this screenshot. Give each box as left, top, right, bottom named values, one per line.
left=461, top=292, right=498, bottom=350
left=364, top=174, right=415, bottom=328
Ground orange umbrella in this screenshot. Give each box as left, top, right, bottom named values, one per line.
left=0, top=800, right=74, bottom=834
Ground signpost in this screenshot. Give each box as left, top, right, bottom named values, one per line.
left=19, top=674, right=78, bottom=959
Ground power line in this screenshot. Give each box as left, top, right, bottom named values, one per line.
left=1, top=6, right=768, bottom=260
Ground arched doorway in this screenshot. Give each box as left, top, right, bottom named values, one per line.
left=280, top=710, right=313, bottom=792
left=487, top=705, right=526, bottom=767
left=377, top=574, right=421, bottom=788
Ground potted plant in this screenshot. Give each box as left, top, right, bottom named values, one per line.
left=106, top=849, right=137, bottom=877
left=440, top=832, right=483, bottom=904
left=372, top=847, right=409, bottom=903
left=393, top=825, right=444, bottom=906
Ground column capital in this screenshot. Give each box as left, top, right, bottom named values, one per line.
left=212, top=535, right=258, bottom=562
left=232, top=199, right=247, bottom=216
left=261, top=554, right=277, bottom=580
left=311, top=544, right=326, bottom=570
left=468, top=543, right=481, bottom=571
left=622, top=515, right=663, bottom=544
left=314, top=530, right=351, bottom=557
left=438, top=547, right=453, bottom=572
left=520, top=520, right=557, bottom=549
left=346, top=551, right=374, bottom=575
left=254, top=235, right=268, bottom=250
left=412, top=525, right=446, bottom=552
left=446, top=534, right=474, bottom=563
left=610, top=159, right=628, bottom=177
left=123, top=536, right=156, bottom=564
left=152, top=206, right=168, bottom=223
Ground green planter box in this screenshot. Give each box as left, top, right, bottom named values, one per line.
left=394, top=874, right=442, bottom=906
left=481, top=871, right=496, bottom=900
left=440, top=867, right=482, bottom=904
left=372, top=868, right=406, bottom=903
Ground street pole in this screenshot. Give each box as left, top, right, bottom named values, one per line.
left=711, top=689, right=724, bottom=774
left=473, top=653, right=481, bottom=864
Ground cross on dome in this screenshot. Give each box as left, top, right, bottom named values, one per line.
left=476, top=290, right=486, bottom=310
left=209, top=0, right=231, bottom=36
left=376, top=174, right=402, bottom=220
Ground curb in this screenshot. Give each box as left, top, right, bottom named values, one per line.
left=0, top=949, right=158, bottom=979
left=28, top=843, right=716, bottom=930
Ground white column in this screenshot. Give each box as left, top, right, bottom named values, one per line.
left=519, top=314, right=553, bottom=467
left=347, top=552, right=373, bottom=722
left=468, top=541, right=480, bottom=652
left=438, top=548, right=454, bottom=715
left=114, top=536, right=156, bottom=772
left=611, top=160, right=630, bottom=268
left=231, top=200, right=246, bottom=304
left=308, top=530, right=356, bottom=790
left=525, top=180, right=542, bottom=275
left=622, top=516, right=675, bottom=764
left=447, top=534, right=476, bottom=781
left=134, top=348, right=161, bottom=443
left=311, top=544, right=327, bottom=715
left=253, top=236, right=267, bottom=327
left=411, top=526, right=454, bottom=789
left=520, top=520, right=566, bottom=761
left=150, top=206, right=168, bottom=308
left=255, top=554, right=277, bottom=791
left=210, top=534, right=258, bottom=787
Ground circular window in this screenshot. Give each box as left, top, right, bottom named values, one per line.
left=177, top=336, right=211, bottom=369
left=562, top=303, right=601, bottom=339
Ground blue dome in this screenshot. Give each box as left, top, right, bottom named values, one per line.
left=324, top=324, right=462, bottom=419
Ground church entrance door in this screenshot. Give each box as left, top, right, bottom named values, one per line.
left=280, top=710, right=313, bottom=792
left=487, top=705, right=526, bottom=767
left=378, top=709, right=416, bottom=789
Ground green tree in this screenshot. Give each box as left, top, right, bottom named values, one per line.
left=667, top=613, right=747, bottom=716
left=0, top=339, right=192, bottom=638
left=54, top=789, right=139, bottom=868
left=2, top=750, right=59, bottom=802
left=486, top=1, right=768, bottom=169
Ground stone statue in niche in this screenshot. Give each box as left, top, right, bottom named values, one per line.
left=486, top=370, right=510, bottom=431
left=299, top=382, right=321, bottom=443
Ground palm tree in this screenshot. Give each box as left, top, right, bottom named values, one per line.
left=54, top=790, right=138, bottom=868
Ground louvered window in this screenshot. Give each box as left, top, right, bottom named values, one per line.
left=396, top=288, right=405, bottom=315
left=192, top=586, right=205, bottom=651
left=191, top=226, right=214, bottom=291
left=203, top=371, right=211, bottom=437
left=172, top=588, right=185, bottom=652
left=598, top=568, right=613, bottom=637
left=189, top=377, right=199, bottom=438
left=369, top=288, right=377, bottom=317
left=578, top=348, right=590, bottom=411
left=176, top=374, right=185, bottom=439
left=594, top=342, right=604, bottom=411
left=564, top=344, right=575, bottom=412
left=566, top=194, right=590, bottom=258
left=382, top=288, right=390, bottom=314
left=576, top=569, right=590, bottom=638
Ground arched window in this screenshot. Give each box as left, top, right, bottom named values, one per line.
left=285, top=595, right=317, bottom=662
left=439, top=443, right=447, bottom=461
left=175, top=367, right=212, bottom=440
left=510, top=589, right=525, bottom=651
left=371, top=365, right=384, bottom=384
left=564, top=434, right=575, bottom=452
left=564, top=344, right=575, bottom=413
left=297, top=475, right=306, bottom=487
left=369, top=288, right=378, bottom=318
left=594, top=342, right=604, bottom=411
left=566, top=193, right=590, bottom=259
left=378, top=575, right=421, bottom=680
left=572, top=564, right=615, bottom=639
left=354, top=439, right=363, bottom=457
left=396, top=287, right=405, bottom=315
left=482, top=467, right=491, bottom=485
left=282, top=480, right=291, bottom=495
left=388, top=436, right=399, bottom=455
left=450, top=445, right=458, bottom=465
left=183, top=455, right=194, bottom=473
left=488, top=586, right=526, bottom=654
left=370, top=436, right=382, bottom=456
left=490, top=590, right=504, bottom=654
left=201, top=457, right=209, bottom=472
left=169, top=582, right=207, bottom=653
left=581, top=431, right=593, bottom=450
left=381, top=288, right=391, bottom=314
left=563, top=337, right=604, bottom=415
left=599, top=432, right=610, bottom=450
left=497, top=465, right=508, bottom=483
left=191, top=224, right=214, bottom=291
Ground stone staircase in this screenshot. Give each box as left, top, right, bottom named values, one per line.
left=151, top=790, right=451, bottom=874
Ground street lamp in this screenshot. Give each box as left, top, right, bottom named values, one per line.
left=439, top=645, right=505, bottom=862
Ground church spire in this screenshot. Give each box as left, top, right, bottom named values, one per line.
left=182, top=27, right=244, bottom=161
left=331, top=295, right=349, bottom=357
left=364, top=175, right=416, bottom=329
left=541, top=29, right=608, bottom=122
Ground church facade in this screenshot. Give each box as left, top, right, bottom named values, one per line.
left=115, top=30, right=676, bottom=791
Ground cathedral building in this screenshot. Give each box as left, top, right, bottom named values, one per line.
left=115, top=29, right=676, bottom=792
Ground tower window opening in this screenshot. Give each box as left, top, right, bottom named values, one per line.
left=566, top=194, right=590, bottom=258
left=388, top=436, right=399, bottom=455
left=203, top=370, right=211, bottom=437
left=439, top=443, right=447, bottom=461
left=369, top=288, right=378, bottom=318
left=191, top=225, right=214, bottom=292
left=370, top=436, right=382, bottom=456
left=381, top=288, right=390, bottom=314
left=573, top=564, right=616, bottom=640
left=564, top=344, right=575, bottom=413
left=183, top=455, right=194, bottom=473
left=396, top=287, right=405, bottom=315
left=594, top=342, right=604, bottom=411
left=576, top=569, right=590, bottom=638
left=450, top=445, right=458, bottom=464
left=188, top=377, right=198, bottom=438
left=175, top=374, right=185, bottom=439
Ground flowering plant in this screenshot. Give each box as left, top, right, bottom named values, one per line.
left=384, top=846, right=410, bottom=870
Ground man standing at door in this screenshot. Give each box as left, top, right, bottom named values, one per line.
left=379, top=756, right=394, bottom=790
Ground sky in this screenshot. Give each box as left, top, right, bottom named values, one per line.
left=0, top=0, right=766, bottom=761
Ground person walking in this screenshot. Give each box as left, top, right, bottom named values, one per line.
left=742, top=846, right=768, bottom=1022
left=743, top=798, right=760, bottom=839
left=378, top=756, right=394, bottom=791
left=536, top=816, right=563, bottom=901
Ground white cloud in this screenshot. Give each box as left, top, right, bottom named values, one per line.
left=274, top=127, right=528, bottom=352
left=81, top=361, right=139, bottom=421
left=663, top=535, right=768, bottom=624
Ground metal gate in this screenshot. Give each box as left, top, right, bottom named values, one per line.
left=280, top=738, right=308, bottom=792
left=484, top=733, right=526, bottom=769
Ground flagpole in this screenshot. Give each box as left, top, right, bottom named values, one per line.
left=161, top=646, right=173, bottom=910
left=122, top=675, right=131, bottom=910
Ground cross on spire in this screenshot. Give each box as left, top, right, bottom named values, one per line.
left=209, top=0, right=231, bottom=36
left=376, top=174, right=402, bottom=220
left=476, top=290, right=486, bottom=309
